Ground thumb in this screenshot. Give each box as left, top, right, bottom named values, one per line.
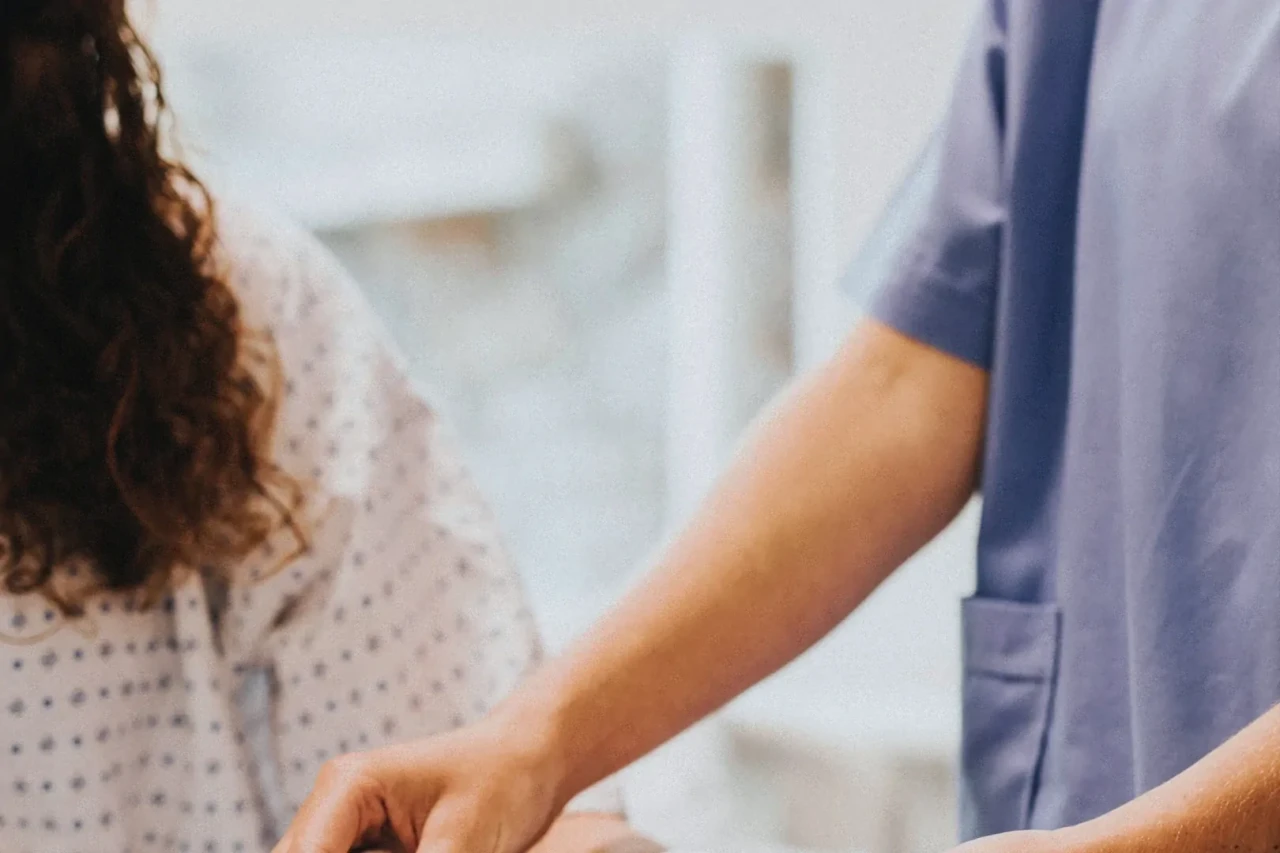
left=283, top=798, right=368, bottom=853
left=415, top=795, right=494, bottom=853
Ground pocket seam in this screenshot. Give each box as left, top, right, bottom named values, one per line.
left=960, top=596, right=1063, bottom=835
left=962, top=595, right=1060, bottom=680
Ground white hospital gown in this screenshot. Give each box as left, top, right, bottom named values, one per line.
left=0, top=202, right=621, bottom=853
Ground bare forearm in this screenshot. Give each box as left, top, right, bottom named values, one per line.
left=497, top=322, right=988, bottom=804
left=1063, top=705, right=1280, bottom=851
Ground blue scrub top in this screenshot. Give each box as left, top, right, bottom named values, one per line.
left=845, top=0, right=1280, bottom=839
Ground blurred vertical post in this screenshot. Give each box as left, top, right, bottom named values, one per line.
left=635, top=37, right=782, bottom=850
left=663, top=37, right=753, bottom=521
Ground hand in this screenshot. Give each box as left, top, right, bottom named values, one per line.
left=272, top=716, right=566, bottom=853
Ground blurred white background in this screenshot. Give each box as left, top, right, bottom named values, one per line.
left=139, top=2, right=981, bottom=850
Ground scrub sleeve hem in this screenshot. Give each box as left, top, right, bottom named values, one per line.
left=868, top=266, right=995, bottom=371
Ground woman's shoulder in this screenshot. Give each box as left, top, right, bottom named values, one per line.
left=210, top=192, right=369, bottom=338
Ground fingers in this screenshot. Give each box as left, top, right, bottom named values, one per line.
left=278, top=755, right=385, bottom=853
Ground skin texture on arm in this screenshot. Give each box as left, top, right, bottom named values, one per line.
left=1080, top=701, right=1280, bottom=851
left=502, top=318, right=989, bottom=806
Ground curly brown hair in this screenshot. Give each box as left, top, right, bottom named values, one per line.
left=0, top=0, right=303, bottom=614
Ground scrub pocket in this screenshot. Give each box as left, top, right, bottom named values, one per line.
left=959, top=596, right=1062, bottom=839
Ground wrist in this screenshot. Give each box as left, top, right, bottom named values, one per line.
left=486, top=682, right=581, bottom=809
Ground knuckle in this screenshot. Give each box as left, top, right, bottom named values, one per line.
left=316, top=752, right=370, bottom=788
